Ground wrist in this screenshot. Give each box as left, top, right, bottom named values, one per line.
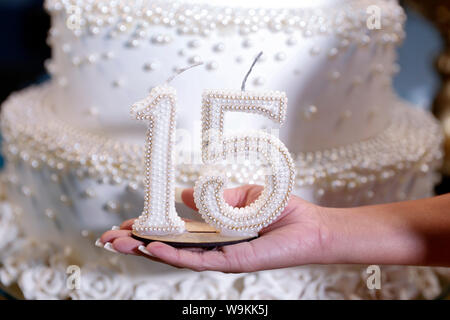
left=313, top=205, right=348, bottom=264
left=314, top=205, right=382, bottom=265
left=317, top=203, right=428, bottom=266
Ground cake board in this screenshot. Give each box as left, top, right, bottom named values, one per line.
left=132, top=221, right=257, bottom=248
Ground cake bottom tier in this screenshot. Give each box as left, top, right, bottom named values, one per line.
left=0, top=196, right=449, bottom=300
left=0, top=84, right=449, bottom=299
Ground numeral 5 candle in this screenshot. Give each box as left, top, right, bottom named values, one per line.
left=131, top=60, right=296, bottom=241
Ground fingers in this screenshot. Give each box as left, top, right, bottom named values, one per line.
left=120, top=219, right=135, bottom=230
left=143, top=238, right=269, bottom=273
left=180, top=184, right=264, bottom=212
left=145, top=242, right=231, bottom=272
left=180, top=188, right=197, bottom=211
left=100, top=230, right=131, bottom=244
left=99, top=183, right=277, bottom=272
left=97, top=229, right=165, bottom=263
left=224, top=185, right=263, bottom=207
left=98, top=229, right=266, bottom=272
left=111, top=236, right=144, bottom=255
left=109, top=237, right=168, bottom=264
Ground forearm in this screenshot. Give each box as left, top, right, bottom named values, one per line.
left=323, top=194, right=450, bottom=267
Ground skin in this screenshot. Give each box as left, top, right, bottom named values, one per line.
left=100, top=185, right=450, bottom=272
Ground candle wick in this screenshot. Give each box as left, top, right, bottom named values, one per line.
left=241, top=51, right=263, bottom=91
left=166, top=62, right=203, bottom=84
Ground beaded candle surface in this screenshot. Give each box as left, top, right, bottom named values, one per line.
left=193, top=88, right=295, bottom=237
left=131, top=85, right=186, bottom=235
left=132, top=54, right=295, bottom=239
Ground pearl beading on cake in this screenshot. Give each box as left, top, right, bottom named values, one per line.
left=45, top=0, right=405, bottom=46
left=130, top=86, right=185, bottom=235
left=1, top=85, right=443, bottom=197
left=193, top=90, right=295, bottom=236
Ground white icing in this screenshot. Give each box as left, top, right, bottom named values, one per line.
left=19, top=265, right=69, bottom=300
left=0, top=196, right=448, bottom=299
left=45, top=0, right=404, bottom=154
left=69, top=264, right=133, bottom=300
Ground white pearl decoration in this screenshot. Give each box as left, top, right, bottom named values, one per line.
left=304, top=105, right=318, bottom=120
left=188, top=55, right=202, bottom=64
left=330, top=71, right=341, bottom=81
left=87, top=107, right=99, bottom=117
left=328, top=48, right=339, bottom=59
left=275, top=52, right=287, bottom=62
left=188, top=40, right=201, bottom=49
left=206, top=61, right=218, bottom=71
left=286, top=37, right=297, bottom=46
left=213, top=43, right=225, bottom=53
left=112, top=79, right=125, bottom=88
left=105, top=200, right=120, bottom=213
left=143, top=62, right=159, bottom=72
left=253, top=77, right=265, bottom=86
left=60, top=194, right=71, bottom=206
left=310, top=46, right=321, bottom=56
left=242, top=39, right=253, bottom=48
left=45, top=208, right=56, bottom=219
left=82, top=188, right=96, bottom=198
left=103, top=51, right=115, bottom=60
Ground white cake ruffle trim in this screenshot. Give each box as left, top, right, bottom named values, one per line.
left=0, top=193, right=449, bottom=300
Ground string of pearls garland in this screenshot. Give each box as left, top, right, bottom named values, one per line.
left=1, top=85, right=443, bottom=195
left=45, top=0, right=405, bottom=46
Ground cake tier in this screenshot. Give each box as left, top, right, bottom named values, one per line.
left=1, top=196, right=449, bottom=300
left=44, top=0, right=404, bottom=152
left=1, top=84, right=443, bottom=211
left=0, top=83, right=446, bottom=299
left=0, top=82, right=444, bottom=250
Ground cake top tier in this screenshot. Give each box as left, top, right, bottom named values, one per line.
left=45, top=0, right=405, bottom=153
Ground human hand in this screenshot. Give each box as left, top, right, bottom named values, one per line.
left=98, top=185, right=333, bottom=273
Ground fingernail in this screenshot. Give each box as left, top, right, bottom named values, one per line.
left=175, top=187, right=184, bottom=204
left=95, top=238, right=104, bottom=248
left=138, top=245, right=154, bottom=257
left=111, top=225, right=120, bottom=230
left=104, top=242, right=119, bottom=253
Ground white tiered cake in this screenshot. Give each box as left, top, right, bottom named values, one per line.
left=0, top=0, right=448, bottom=299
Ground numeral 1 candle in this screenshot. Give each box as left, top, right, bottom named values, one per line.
left=131, top=85, right=185, bottom=235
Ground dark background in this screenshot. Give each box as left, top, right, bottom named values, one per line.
left=0, top=0, right=448, bottom=194
left=0, top=0, right=50, bottom=102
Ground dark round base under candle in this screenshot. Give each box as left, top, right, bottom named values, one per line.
left=132, top=221, right=257, bottom=248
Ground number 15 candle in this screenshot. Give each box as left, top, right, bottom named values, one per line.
left=132, top=54, right=296, bottom=242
